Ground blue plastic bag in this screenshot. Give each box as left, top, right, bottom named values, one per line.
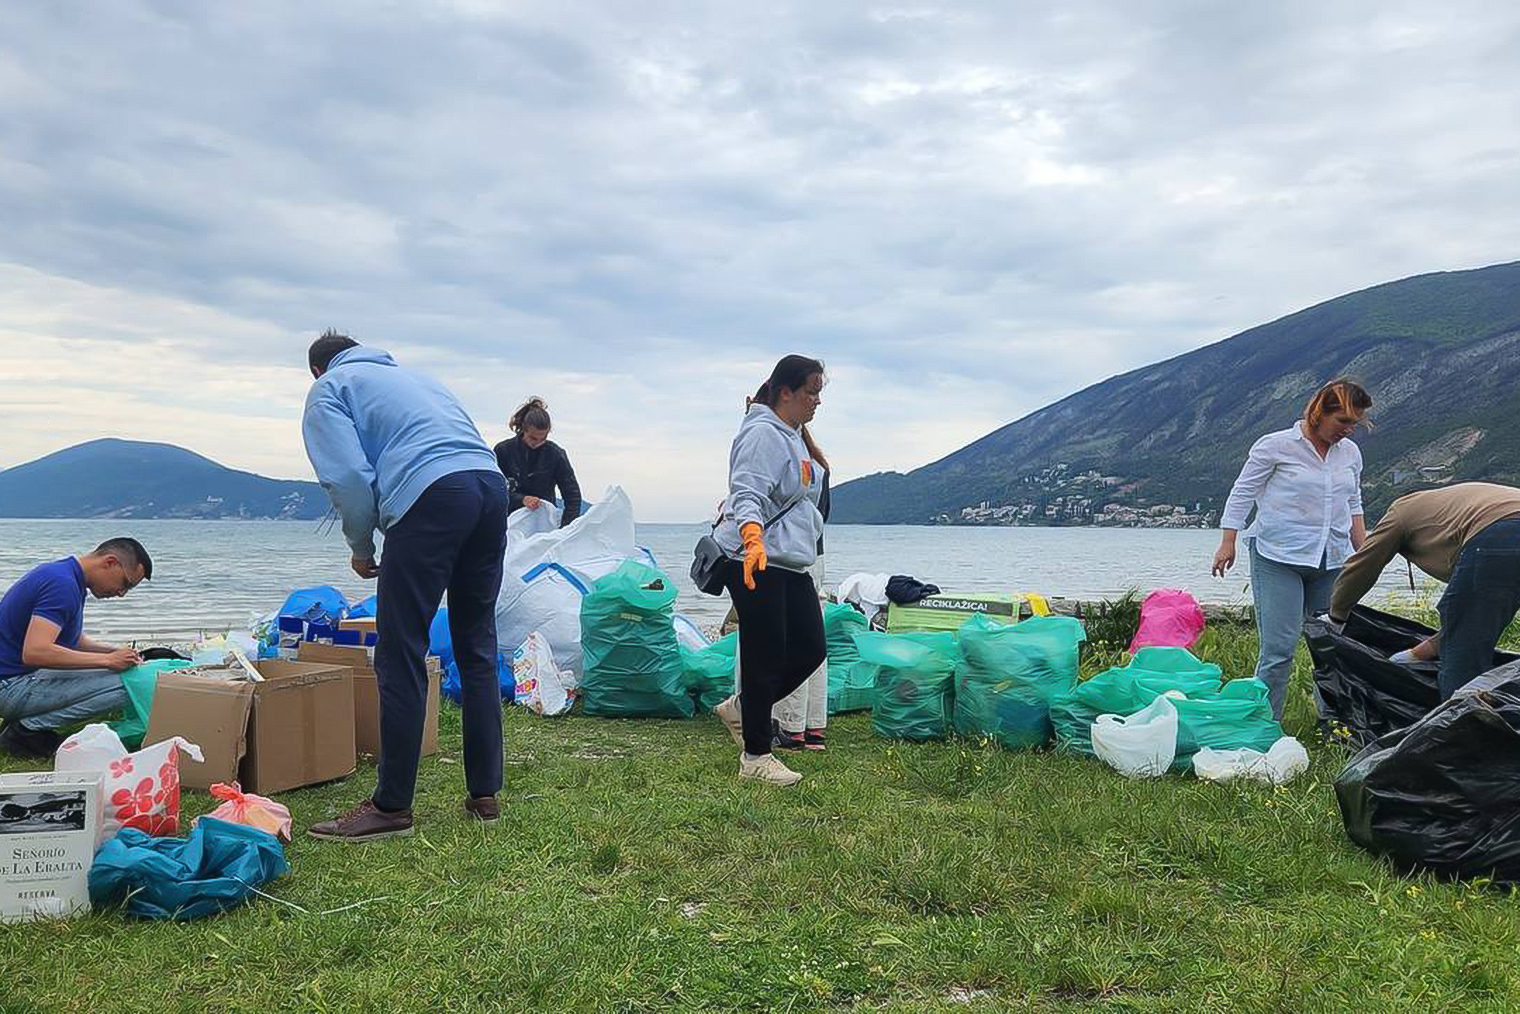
left=433, top=608, right=514, bottom=704
left=347, top=595, right=378, bottom=619
left=89, top=817, right=290, bottom=921
left=277, top=586, right=349, bottom=627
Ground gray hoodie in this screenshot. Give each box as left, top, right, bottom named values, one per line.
left=714, top=405, right=826, bottom=573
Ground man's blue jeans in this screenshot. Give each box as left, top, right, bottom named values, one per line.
left=1437, top=517, right=1520, bottom=700
left=0, top=668, right=125, bottom=732
left=1250, top=540, right=1338, bottom=721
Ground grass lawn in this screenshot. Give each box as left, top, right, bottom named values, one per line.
left=4, top=621, right=1520, bottom=1013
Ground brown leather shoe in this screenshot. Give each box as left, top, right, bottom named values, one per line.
left=308, top=799, right=414, bottom=842
left=464, top=795, right=499, bottom=822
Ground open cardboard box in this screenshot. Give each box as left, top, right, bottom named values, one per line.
left=297, top=642, right=441, bottom=759
left=143, top=659, right=356, bottom=795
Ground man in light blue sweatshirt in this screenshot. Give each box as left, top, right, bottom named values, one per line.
left=300, top=330, right=508, bottom=842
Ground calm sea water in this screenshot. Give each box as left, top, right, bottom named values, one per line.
left=0, top=519, right=1424, bottom=642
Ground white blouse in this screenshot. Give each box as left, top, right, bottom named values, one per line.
left=1220, top=422, right=1364, bottom=569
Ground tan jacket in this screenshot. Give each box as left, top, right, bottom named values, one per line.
left=1329, top=483, right=1520, bottom=621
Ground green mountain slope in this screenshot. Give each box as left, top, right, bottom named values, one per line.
left=832, top=261, right=1520, bottom=526
left=0, top=439, right=328, bottom=520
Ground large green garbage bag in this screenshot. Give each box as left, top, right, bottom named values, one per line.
left=1050, top=648, right=1224, bottom=765
left=580, top=561, right=694, bottom=719
left=824, top=603, right=874, bottom=713
left=861, top=631, right=958, bottom=741
left=111, top=660, right=195, bottom=750
left=953, top=614, right=1087, bottom=749
left=681, top=632, right=738, bottom=713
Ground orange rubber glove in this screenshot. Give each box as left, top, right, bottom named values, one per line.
left=740, top=522, right=767, bottom=590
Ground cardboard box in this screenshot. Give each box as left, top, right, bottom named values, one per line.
left=338, top=617, right=376, bottom=635
left=144, top=659, right=356, bottom=795
left=297, top=642, right=441, bottom=759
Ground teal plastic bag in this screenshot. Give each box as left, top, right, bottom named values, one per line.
left=681, top=632, right=738, bottom=713
left=861, top=631, right=957, bottom=741
left=89, top=816, right=289, bottom=921
left=824, top=602, right=874, bottom=713
left=1172, top=678, right=1283, bottom=756
left=954, top=614, right=1086, bottom=750
left=1051, top=648, right=1282, bottom=770
left=580, top=560, right=694, bottom=719
left=1050, top=648, right=1224, bottom=764
left=111, top=660, right=195, bottom=750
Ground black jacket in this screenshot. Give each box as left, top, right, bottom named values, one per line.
left=494, top=436, right=582, bottom=526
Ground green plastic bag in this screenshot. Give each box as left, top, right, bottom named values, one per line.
left=824, top=603, right=874, bottom=713
left=953, top=614, right=1086, bottom=750
left=1172, top=678, right=1283, bottom=756
left=580, top=561, right=694, bottom=719
left=1050, top=648, right=1224, bottom=764
left=681, top=633, right=738, bottom=713
left=1051, top=648, right=1282, bottom=770
left=861, top=631, right=957, bottom=741
left=111, top=660, right=195, bottom=750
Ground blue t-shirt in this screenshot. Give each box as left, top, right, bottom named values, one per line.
left=0, top=558, right=87, bottom=680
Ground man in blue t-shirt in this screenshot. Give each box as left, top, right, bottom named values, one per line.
left=0, top=538, right=152, bottom=759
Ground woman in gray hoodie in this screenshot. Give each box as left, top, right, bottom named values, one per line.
left=712, top=355, right=828, bottom=786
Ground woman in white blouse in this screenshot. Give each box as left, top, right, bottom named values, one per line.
left=1213, top=380, right=1373, bottom=720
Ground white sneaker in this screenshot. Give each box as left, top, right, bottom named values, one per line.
left=739, top=752, right=802, bottom=787
left=713, top=694, right=745, bottom=746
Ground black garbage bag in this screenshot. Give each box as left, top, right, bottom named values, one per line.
left=1303, top=606, right=1518, bottom=748
left=1335, top=660, right=1520, bottom=882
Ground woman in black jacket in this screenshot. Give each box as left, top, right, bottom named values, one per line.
left=494, top=398, right=582, bottom=527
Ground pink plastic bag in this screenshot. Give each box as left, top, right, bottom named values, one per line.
left=199, top=782, right=293, bottom=842
left=1129, top=589, right=1206, bottom=655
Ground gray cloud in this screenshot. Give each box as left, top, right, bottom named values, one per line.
left=1, top=1, right=1518, bottom=517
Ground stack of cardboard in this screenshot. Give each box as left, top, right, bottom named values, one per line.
left=144, top=659, right=356, bottom=794
left=297, top=641, right=441, bottom=759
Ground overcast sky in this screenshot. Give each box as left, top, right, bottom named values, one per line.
left=1, top=1, right=1516, bottom=521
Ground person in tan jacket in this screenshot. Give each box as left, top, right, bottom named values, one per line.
left=1329, top=482, right=1520, bottom=699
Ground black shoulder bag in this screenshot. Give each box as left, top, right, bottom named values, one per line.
left=690, top=495, right=804, bottom=596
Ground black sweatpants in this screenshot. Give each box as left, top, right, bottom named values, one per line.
left=724, top=562, right=826, bottom=756
left=373, top=470, right=508, bottom=812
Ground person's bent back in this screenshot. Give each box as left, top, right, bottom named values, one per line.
left=300, top=331, right=509, bottom=844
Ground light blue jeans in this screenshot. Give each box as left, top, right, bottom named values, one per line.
left=0, top=669, right=125, bottom=732
left=1249, top=541, right=1338, bottom=721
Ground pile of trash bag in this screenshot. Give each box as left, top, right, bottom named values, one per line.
left=579, top=560, right=694, bottom=719
left=1305, top=605, right=1519, bottom=748
left=1051, top=647, right=1282, bottom=771
left=681, top=632, right=737, bottom=713
left=861, top=630, right=958, bottom=741
left=1335, top=661, right=1520, bottom=881
left=953, top=614, right=1086, bottom=749
left=824, top=602, right=874, bottom=714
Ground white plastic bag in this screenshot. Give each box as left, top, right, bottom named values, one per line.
left=1091, top=694, right=1179, bottom=778
left=673, top=614, right=711, bottom=653
left=507, top=501, right=564, bottom=542
left=496, top=486, right=637, bottom=677
left=512, top=631, right=573, bottom=716
left=55, top=724, right=204, bottom=845
left=1193, top=736, right=1310, bottom=785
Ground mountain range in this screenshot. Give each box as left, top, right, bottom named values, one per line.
left=832, top=261, right=1520, bottom=526
left=0, top=439, right=328, bottom=520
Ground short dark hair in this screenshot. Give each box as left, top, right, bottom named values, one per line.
left=93, top=538, right=152, bottom=580
left=309, top=329, right=360, bottom=374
